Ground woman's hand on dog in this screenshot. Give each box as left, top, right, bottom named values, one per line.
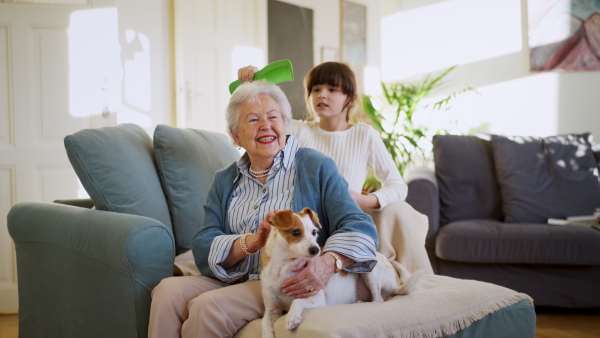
left=222, top=211, right=277, bottom=268
left=281, top=255, right=335, bottom=298
left=247, top=210, right=278, bottom=252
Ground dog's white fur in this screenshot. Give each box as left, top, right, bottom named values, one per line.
left=260, top=208, right=423, bottom=338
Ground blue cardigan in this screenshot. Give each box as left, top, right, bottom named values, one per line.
left=191, top=148, right=379, bottom=279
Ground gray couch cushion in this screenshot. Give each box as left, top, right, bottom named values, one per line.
left=433, top=135, right=503, bottom=225
left=592, top=142, right=600, bottom=171
left=436, top=220, right=600, bottom=265
left=153, top=125, right=240, bottom=254
left=64, top=124, right=172, bottom=230
left=492, top=134, right=600, bottom=223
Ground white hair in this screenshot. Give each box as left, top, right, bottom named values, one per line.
left=226, top=79, right=292, bottom=139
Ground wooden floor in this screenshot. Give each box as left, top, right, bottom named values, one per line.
left=1, top=308, right=600, bottom=337
left=535, top=307, right=600, bottom=338
left=0, top=312, right=18, bottom=338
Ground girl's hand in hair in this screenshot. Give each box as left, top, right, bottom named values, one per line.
left=238, top=66, right=259, bottom=83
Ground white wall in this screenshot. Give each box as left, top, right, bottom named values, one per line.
left=115, top=0, right=173, bottom=132
left=380, top=0, right=600, bottom=140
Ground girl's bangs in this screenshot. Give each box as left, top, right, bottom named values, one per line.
left=308, top=64, right=353, bottom=94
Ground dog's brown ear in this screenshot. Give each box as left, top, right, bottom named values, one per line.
left=269, top=209, right=294, bottom=230
left=302, top=207, right=321, bottom=228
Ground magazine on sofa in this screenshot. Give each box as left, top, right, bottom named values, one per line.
left=547, top=209, right=600, bottom=230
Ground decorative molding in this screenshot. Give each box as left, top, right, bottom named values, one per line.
left=34, top=164, right=80, bottom=202
left=0, top=167, right=15, bottom=285
left=30, top=25, right=86, bottom=146
left=0, top=24, right=13, bottom=148
left=0, top=167, right=17, bottom=312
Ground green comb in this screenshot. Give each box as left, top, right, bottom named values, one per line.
left=229, top=59, right=294, bottom=94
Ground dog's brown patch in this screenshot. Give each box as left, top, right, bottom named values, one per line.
left=282, top=214, right=306, bottom=245
left=395, top=270, right=403, bottom=285
left=269, top=210, right=295, bottom=231
left=261, top=247, right=271, bottom=268
left=269, top=209, right=313, bottom=246
left=297, top=207, right=322, bottom=228
left=392, top=263, right=404, bottom=285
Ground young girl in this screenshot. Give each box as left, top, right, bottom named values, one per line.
left=238, top=62, right=407, bottom=210
left=239, top=62, right=433, bottom=275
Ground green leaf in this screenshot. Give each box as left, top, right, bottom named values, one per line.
left=362, top=95, right=386, bottom=133
left=365, top=65, right=473, bottom=184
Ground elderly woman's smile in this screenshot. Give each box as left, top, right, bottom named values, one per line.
left=257, top=136, right=276, bottom=143
left=232, top=93, right=287, bottom=170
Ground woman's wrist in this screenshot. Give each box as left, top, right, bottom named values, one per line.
left=245, top=233, right=263, bottom=254
left=240, top=234, right=256, bottom=256
left=323, top=252, right=340, bottom=274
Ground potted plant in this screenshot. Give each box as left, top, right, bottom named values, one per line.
left=361, top=65, right=476, bottom=192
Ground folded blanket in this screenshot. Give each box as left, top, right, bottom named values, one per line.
left=235, top=274, right=534, bottom=337
left=364, top=201, right=434, bottom=275
left=173, top=249, right=200, bottom=276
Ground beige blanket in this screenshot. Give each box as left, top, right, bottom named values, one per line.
left=173, top=249, right=198, bottom=276
left=364, top=201, right=434, bottom=275
left=236, top=273, right=533, bottom=337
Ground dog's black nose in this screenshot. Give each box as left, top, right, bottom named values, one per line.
left=309, top=246, right=320, bottom=256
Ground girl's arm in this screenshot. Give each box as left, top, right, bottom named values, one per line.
left=350, top=189, right=381, bottom=209
left=367, top=128, right=408, bottom=209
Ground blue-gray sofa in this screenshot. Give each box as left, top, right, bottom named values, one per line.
left=406, top=134, right=600, bottom=308
left=8, top=124, right=536, bottom=337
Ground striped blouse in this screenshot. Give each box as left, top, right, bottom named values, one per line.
left=207, top=135, right=377, bottom=283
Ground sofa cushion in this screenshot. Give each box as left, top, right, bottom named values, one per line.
left=435, top=220, right=600, bottom=265
left=153, top=125, right=240, bottom=254
left=492, top=134, right=600, bottom=223
left=592, top=142, right=600, bottom=171
left=64, top=124, right=172, bottom=230
left=433, top=135, right=503, bottom=225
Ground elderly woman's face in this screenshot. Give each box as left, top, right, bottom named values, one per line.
left=232, top=94, right=286, bottom=162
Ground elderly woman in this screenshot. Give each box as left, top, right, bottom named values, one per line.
left=148, top=80, right=378, bottom=338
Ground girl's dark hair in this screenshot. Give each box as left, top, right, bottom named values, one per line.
left=303, top=62, right=360, bottom=121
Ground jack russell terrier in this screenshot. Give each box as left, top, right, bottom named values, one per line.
left=260, top=208, right=422, bottom=337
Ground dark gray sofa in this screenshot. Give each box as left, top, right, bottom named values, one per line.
left=406, top=134, right=600, bottom=308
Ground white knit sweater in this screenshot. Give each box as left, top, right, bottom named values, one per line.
left=289, top=120, right=407, bottom=209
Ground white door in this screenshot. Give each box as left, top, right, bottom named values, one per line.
left=174, top=0, right=267, bottom=133
left=0, top=0, right=118, bottom=312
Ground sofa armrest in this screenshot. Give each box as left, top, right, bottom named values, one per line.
left=53, top=198, right=94, bottom=208
left=8, top=202, right=176, bottom=338
left=405, top=168, right=440, bottom=250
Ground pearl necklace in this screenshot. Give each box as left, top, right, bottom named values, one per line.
left=249, top=166, right=271, bottom=178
